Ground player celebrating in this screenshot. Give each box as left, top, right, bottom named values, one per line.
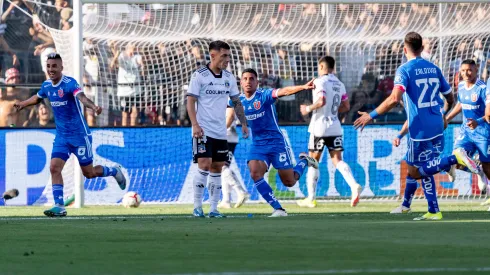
left=230, top=68, right=318, bottom=217
left=354, top=32, right=479, bottom=221
left=187, top=41, right=248, bottom=218
left=297, top=56, right=362, bottom=208
left=14, top=53, right=126, bottom=217
left=218, top=107, right=250, bottom=209
left=445, top=60, right=490, bottom=196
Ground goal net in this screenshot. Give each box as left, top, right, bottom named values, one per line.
left=6, top=2, right=490, bottom=206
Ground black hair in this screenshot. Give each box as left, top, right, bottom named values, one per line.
left=318, top=56, right=335, bottom=69
left=47, top=53, right=62, bottom=61
left=208, top=40, right=230, bottom=52
left=404, top=32, right=423, bottom=53
left=461, top=59, right=477, bottom=66
left=242, top=68, right=258, bottom=78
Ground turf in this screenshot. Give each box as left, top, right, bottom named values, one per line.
left=1, top=202, right=490, bottom=275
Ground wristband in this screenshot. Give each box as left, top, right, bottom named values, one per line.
left=397, top=134, right=403, bottom=139
left=369, top=110, right=379, bottom=119
left=306, top=106, right=311, bottom=113
left=477, top=117, right=485, bottom=125
left=441, top=110, right=447, bottom=115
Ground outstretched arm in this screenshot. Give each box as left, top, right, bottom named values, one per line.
left=276, top=79, right=314, bottom=98
left=14, top=95, right=43, bottom=111
left=230, top=95, right=249, bottom=138
left=353, top=88, right=403, bottom=131
left=76, top=92, right=102, bottom=115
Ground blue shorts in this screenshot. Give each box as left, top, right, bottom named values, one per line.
left=247, top=144, right=293, bottom=170
left=52, top=135, right=93, bottom=166
left=405, top=135, right=444, bottom=167
left=454, top=131, right=490, bottom=162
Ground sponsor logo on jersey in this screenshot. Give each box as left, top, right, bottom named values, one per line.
left=471, top=93, right=478, bottom=102
left=253, top=101, right=261, bottom=110
left=461, top=103, right=480, bottom=110
left=246, top=111, right=265, bottom=120
left=58, top=89, right=64, bottom=98
left=51, top=101, right=68, bottom=107
left=205, top=90, right=229, bottom=95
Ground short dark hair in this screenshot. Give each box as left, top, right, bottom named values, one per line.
left=242, top=68, right=258, bottom=78
left=404, top=32, right=423, bottom=53
left=47, top=53, right=62, bottom=61
left=209, top=40, right=230, bottom=52
left=461, top=59, right=476, bottom=66
left=319, top=56, right=335, bottom=69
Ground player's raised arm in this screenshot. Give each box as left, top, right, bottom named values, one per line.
left=76, top=92, right=102, bottom=115
left=276, top=79, right=315, bottom=98
left=445, top=102, right=462, bottom=122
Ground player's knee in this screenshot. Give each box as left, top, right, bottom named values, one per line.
left=282, top=179, right=296, bottom=187
left=249, top=170, right=264, bottom=181
left=49, top=163, right=63, bottom=176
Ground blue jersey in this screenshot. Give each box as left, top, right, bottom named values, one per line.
left=394, top=57, right=451, bottom=141
left=37, top=75, right=90, bottom=137
left=234, top=88, right=285, bottom=146
left=457, top=80, right=490, bottom=138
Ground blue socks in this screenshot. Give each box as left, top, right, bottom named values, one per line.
left=52, top=184, right=64, bottom=206
left=102, top=166, right=118, bottom=177
left=293, top=159, right=308, bottom=179
left=255, top=178, right=283, bottom=210
left=402, top=176, right=418, bottom=208
left=422, top=176, right=439, bottom=213
left=418, top=156, right=457, bottom=177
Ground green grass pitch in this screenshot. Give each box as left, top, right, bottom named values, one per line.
left=1, top=201, right=490, bottom=275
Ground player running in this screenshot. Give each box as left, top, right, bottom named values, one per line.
left=230, top=68, right=318, bottom=217
left=14, top=53, right=126, bottom=217
left=187, top=41, right=248, bottom=218
left=354, top=32, right=479, bottom=221
left=218, top=107, right=250, bottom=209
left=296, top=56, right=362, bottom=208
left=444, top=59, right=490, bottom=199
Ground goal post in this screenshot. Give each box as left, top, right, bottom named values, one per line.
left=35, top=1, right=490, bottom=205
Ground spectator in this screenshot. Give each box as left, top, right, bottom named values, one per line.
left=472, top=38, right=489, bottom=79
left=191, top=45, right=206, bottom=69
left=117, top=42, right=143, bottom=126
left=236, top=45, right=259, bottom=76
left=29, top=19, right=55, bottom=80
left=27, top=101, right=54, bottom=127
left=60, top=7, right=72, bottom=30
left=25, top=0, right=68, bottom=29
left=0, top=68, right=29, bottom=126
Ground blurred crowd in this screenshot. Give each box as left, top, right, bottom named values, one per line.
left=0, top=3, right=489, bottom=128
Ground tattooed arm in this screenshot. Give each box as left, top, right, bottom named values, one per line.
left=230, top=95, right=249, bottom=138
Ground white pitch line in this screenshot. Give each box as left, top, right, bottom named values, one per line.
left=165, top=267, right=490, bottom=275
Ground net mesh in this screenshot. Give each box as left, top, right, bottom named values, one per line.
left=5, top=2, right=490, bottom=205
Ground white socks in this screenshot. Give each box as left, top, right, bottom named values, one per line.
left=336, top=161, right=358, bottom=188
left=306, top=167, right=319, bottom=200
left=193, top=168, right=208, bottom=208
left=208, top=172, right=222, bottom=213
left=222, top=166, right=247, bottom=201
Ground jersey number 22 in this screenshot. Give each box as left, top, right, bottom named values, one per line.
left=415, top=78, right=440, bottom=108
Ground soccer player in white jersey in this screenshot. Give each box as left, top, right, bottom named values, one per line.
left=297, top=56, right=362, bottom=208
left=218, top=107, right=250, bottom=209
left=355, top=32, right=478, bottom=221
left=186, top=41, right=249, bottom=218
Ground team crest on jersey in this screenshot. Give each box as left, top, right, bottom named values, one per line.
left=471, top=93, right=478, bottom=102
left=253, top=101, right=261, bottom=110
left=224, top=80, right=230, bottom=87
left=58, top=89, right=64, bottom=98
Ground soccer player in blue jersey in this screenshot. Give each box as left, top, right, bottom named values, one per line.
left=230, top=68, right=318, bottom=217
left=14, top=53, right=126, bottom=217
left=445, top=59, right=490, bottom=199
left=354, top=32, right=479, bottom=220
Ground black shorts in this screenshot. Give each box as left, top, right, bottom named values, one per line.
left=225, top=142, right=238, bottom=165
left=308, top=135, right=344, bottom=152
left=193, top=136, right=229, bottom=163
